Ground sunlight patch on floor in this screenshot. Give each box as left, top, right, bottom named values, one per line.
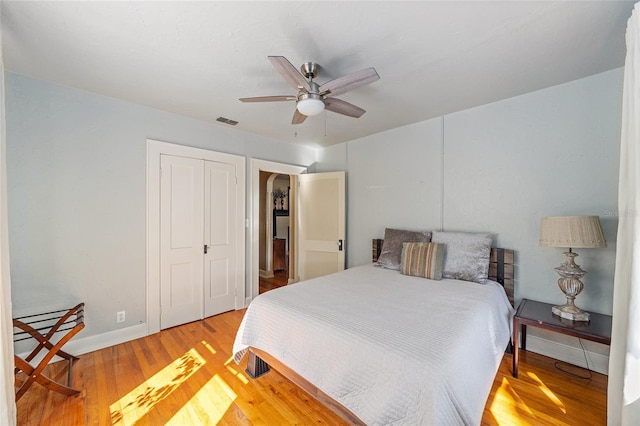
left=201, top=340, right=217, bottom=355
left=225, top=355, right=249, bottom=384
left=527, top=372, right=566, bottom=414
left=489, top=377, right=535, bottom=424
left=110, top=347, right=205, bottom=424
left=166, top=374, right=237, bottom=425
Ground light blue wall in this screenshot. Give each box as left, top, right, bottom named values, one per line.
left=442, top=69, right=621, bottom=315
left=320, top=68, right=622, bottom=317
left=6, top=73, right=316, bottom=337
left=346, top=119, right=444, bottom=268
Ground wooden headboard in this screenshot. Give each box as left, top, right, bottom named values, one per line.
left=371, top=239, right=515, bottom=306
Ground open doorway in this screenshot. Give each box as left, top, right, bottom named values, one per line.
left=259, top=172, right=291, bottom=294
left=250, top=159, right=306, bottom=303
left=249, top=160, right=346, bottom=303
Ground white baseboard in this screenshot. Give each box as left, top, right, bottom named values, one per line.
left=524, top=334, right=609, bottom=375
left=18, top=323, right=148, bottom=363
left=67, top=323, right=148, bottom=356
left=245, top=296, right=252, bottom=307
left=259, top=269, right=274, bottom=278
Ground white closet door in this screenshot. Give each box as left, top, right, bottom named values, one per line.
left=160, top=155, right=204, bottom=329
left=203, top=160, right=237, bottom=317
left=298, top=171, right=346, bottom=281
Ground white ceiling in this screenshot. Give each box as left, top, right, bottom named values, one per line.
left=1, top=1, right=635, bottom=148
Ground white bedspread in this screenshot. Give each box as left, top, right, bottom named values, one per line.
left=233, top=264, right=514, bottom=425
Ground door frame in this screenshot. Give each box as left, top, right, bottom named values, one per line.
left=261, top=173, right=282, bottom=279
left=249, top=159, right=306, bottom=303
left=147, top=139, right=246, bottom=334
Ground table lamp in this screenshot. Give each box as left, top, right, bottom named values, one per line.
left=539, top=216, right=606, bottom=321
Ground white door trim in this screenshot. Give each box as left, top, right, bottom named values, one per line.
left=147, top=139, right=246, bottom=335
left=261, top=173, right=279, bottom=279
left=250, top=159, right=306, bottom=303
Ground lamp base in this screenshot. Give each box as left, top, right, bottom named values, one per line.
left=552, top=250, right=590, bottom=322
left=552, top=304, right=590, bottom=322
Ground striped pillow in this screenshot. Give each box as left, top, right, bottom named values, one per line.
left=400, top=242, right=445, bottom=280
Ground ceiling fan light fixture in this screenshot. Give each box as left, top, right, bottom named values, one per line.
left=296, top=94, right=324, bottom=116
left=240, top=56, right=379, bottom=124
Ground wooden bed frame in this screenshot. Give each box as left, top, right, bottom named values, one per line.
left=246, top=239, right=516, bottom=424
left=247, top=347, right=365, bottom=425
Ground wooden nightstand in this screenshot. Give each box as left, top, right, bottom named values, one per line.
left=512, top=298, right=612, bottom=378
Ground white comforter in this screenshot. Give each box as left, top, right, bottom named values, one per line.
left=233, top=264, right=514, bottom=425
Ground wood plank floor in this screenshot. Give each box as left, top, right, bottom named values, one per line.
left=259, top=269, right=288, bottom=294
left=16, top=309, right=607, bottom=425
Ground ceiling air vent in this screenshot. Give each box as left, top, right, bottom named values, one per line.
left=216, top=116, right=239, bottom=126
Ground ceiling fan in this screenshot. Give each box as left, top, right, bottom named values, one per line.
left=239, top=56, right=380, bottom=125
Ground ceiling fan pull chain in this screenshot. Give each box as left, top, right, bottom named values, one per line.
left=324, top=112, right=327, bottom=138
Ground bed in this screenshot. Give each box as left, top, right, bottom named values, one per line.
left=233, top=232, right=515, bottom=425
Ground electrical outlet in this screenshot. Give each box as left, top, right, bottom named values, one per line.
left=116, top=311, right=125, bottom=323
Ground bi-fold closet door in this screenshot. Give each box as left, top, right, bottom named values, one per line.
left=160, top=154, right=238, bottom=329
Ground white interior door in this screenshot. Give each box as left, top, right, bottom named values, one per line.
left=204, top=161, right=237, bottom=317
left=148, top=140, right=245, bottom=334
left=298, top=171, right=346, bottom=281
left=160, top=155, right=204, bottom=329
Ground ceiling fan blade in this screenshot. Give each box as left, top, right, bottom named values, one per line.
left=319, top=68, right=379, bottom=97
left=268, top=56, right=311, bottom=92
left=324, top=98, right=366, bottom=118
left=291, top=109, right=308, bottom=125
left=239, top=95, right=297, bottom=103
left=240, top=95, right=298, bottom=102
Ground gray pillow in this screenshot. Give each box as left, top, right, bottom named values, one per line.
left=376, top=228, right=432, bottom=270
left=431, top=231, right=493, bottom=283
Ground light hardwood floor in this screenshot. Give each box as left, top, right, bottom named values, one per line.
left=16, top=309, right=607, bottom=425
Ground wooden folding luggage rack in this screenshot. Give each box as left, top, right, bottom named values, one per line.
left=13, top=303, right=85, bottom=401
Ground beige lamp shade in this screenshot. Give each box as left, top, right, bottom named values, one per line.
left=539, top=216, right=607, bottom=248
